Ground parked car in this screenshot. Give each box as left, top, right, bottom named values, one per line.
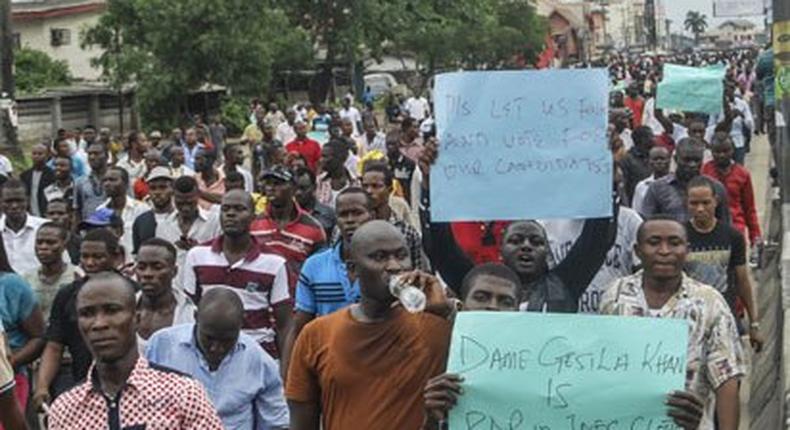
left=364, top=73, right=398, bottom=98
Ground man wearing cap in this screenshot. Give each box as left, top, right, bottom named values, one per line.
left=132, top=166, right=176, bottom=254
left=251, top=166, right=326, bottom=288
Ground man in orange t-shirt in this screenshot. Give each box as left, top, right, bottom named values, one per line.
left=624, top=82, right=645, bottom=129
left=285, top=220, right=454, bottom=430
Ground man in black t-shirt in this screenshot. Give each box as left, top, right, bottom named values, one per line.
left=685, top=176, right=763, bottom=351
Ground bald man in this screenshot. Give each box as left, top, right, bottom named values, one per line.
left=49, top=272, right=223, bottom=429
left=146, top=288, right=289, bottom=429
left=21, top=142, right=56, bottom=217
left=285, top=221, right=455, bottom=430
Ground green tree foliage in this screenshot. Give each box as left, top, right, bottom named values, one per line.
left=14, top=48, right=72, bottom=94
left=82, top=0, right=312, bottom=127
left=684, top=11, right=708, bottom=45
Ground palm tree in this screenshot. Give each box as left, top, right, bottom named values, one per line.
left=684, top=11, right=708, bottom=45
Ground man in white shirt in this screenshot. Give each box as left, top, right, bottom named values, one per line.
left=275, top=110, right=297, bottom=146
left=338, top=96, right=362, bottom=136
left=0, top=179, right=49, bottom=274
left=96, top=167, right=150, bottom=258
left=632, top=146, right=671, bottom=214
left=707, top=83, right=754, bottom=164
left=156, top=176, right=221, bottom=291
left=404, top=94, right=430, bottom=122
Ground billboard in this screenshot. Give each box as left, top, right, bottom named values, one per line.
left=713, top=0, right=765, bottom=17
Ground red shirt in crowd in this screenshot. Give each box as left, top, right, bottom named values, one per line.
left=285, top=137, right=322, bottom=172
left=450, top=221, right=509, bottom=264
left=624, top=96, right=644, bottom=128
left=251, top=202, right=327, bottom=294
left=702, top=160, right=762, bottom=244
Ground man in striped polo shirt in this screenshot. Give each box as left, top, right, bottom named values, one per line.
left=251, top=166, right=326, bottom=294
left=183, top=189, right=292, bottom=360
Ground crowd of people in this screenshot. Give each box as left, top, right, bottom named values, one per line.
left=0, top=44, right=777, bottom=430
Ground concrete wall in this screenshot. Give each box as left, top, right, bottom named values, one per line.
left=16, top=92, right=132, bottom=143
left=14, top=11, right=103, bottom=81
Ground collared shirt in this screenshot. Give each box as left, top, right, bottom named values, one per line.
left=639, top=174, right=731, bottom=225
left=316, top=168, right=359, bottom=209
left=707, top=97, right=754, bottom=149
left=196, top=170, right=226, bottom=210
left=182, top=236, right=291, bottom=357
left=285, top=137, right=321, bottom=172
left=156, top=206, right=222, bottom=291
left=44, top=181, right=74, bottom=204
left=180, top=142, right=205, bottom=170
left=48, top=357, right=224, bottom=430
left=251, top=203, right=327, bottom=268
left=702, top=161, right=762, bottom=244
left=98, top=198, right=150, bottom=257
left=74, top=172, right=106, bottom=221
left=631, top=174, right=658, bottom=215
left=296, top=242, right=359, bottom=316
left=0, top=214, right=48, bottom=274
left=145, top=324, right=289, bottom=430
left=357, top=131, right=386, bottom=156
left=600, top=272, right=746, bottom=430
left=135, top=289, right=196, bottom=355
left=22, top=263, right=79, bottom=320
left=116, top=154, right=147, bottom=183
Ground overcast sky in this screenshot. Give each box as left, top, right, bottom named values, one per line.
left=663, top=0, right=768, bottom=34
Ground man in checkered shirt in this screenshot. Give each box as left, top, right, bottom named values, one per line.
left=48, top=272, right=223, bottom=429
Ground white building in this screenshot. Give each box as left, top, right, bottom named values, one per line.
left=11, top=0, right=106, bottom=81
left=701, top=19, right=762, bottom=49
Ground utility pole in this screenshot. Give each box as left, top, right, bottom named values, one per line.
left=0, top=0, right=18, bottom=150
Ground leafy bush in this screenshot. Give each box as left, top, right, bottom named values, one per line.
left=14, top=48, right=72, bottom=94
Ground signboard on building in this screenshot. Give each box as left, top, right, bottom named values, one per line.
left=713, top=0, right=765, bottom=17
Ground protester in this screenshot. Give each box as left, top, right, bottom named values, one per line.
left=193, top=148, right=225, bottom=210
left=134, top=238, right=196, bottom=352
left=620, top=126, right=654, bottom=204
left=179, top=128, right=205, bottom=171
left=45, top=198, right=81, bottom=264
left=293, top=167, right=336, bottom=238
left=640, top=138, right=731, bottom=224
left=44, top=155, right=75, bottom=203
left=49, top=137, right=88, bottom=180
left=600, top=216, right=745, bottom=430
left=32, top=229, right=125, bottom=410
left=1, top=179, right=49, bottom=274
left=132, top=148, right=164, bottom=199
left=703, top=133, right=762, bottom=255
left=251, top=166, right=326, bottom=273
left=362, top=161, right=420, bottom=230
left=22, top=222, right=79, bottom=320
left=632, top=145, right=671, bottom=214
left=285, top=221, right=455, bottom=429
left=684, top=176, right=762, bottom=351
left=21, top=143, right=55, bottom=217
left=221, top=143, right=254, bottom=193
left=169, top=145, right=195, bottom=178
left=131, top=166, right=175, bottom=253
left=47, top=272, right=224, bottom=429
left=97, top=167, right=149, bottom=258
left=146, top=288, right=289, bottom=429
left=73, top=142, right=108, bottom=223
left=357, top=118, right=386, bottom=156
left=421, top=140, right=617, bottom=310
left=252, top=122, right=284, bottom=180
left=285, top=120, right=322, bottom=173
left=386, top=130, right=417, bottom=203
left=316, top=139, right=358, bottom=209
left=276, top=109, right=298, bottom=145
left=708, top=82, right=754, bottom=164
left=338, top=96, right=362, bottom=136
left=117, top=130, right=150, bottom=185
left=182, top=190, right=292, bottom=359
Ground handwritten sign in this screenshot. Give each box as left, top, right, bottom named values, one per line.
left=656, top=64, right=726, bottom=115
left=447, top=312, right=688, bottom=430
left=432, top=70, right=612, bottom=222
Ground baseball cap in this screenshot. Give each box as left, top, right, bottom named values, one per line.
left=79, top=208, right=123, bottom=230
left=261, top=165, right=294, bottom=183
left=146, top=166, right=173, bottom=182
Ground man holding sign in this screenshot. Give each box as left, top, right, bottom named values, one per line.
left=601, top=216, right=745, bottom=430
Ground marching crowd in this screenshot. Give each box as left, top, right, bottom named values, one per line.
left=0, top=45, right=778, bottom=430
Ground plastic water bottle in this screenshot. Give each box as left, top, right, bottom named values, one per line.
left=389, top=275, right=426, bottom=313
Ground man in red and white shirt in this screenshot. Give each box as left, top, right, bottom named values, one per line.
left=48, top=272, right=223, bottom=430
left=252, top=166, right=326, bottom=292
left=183, top=189, right=292, bottom=359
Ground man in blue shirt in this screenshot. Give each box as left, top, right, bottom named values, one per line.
left=282, top=187, right=373, bottom=364
left=145, top=288, right=288, bottom=430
